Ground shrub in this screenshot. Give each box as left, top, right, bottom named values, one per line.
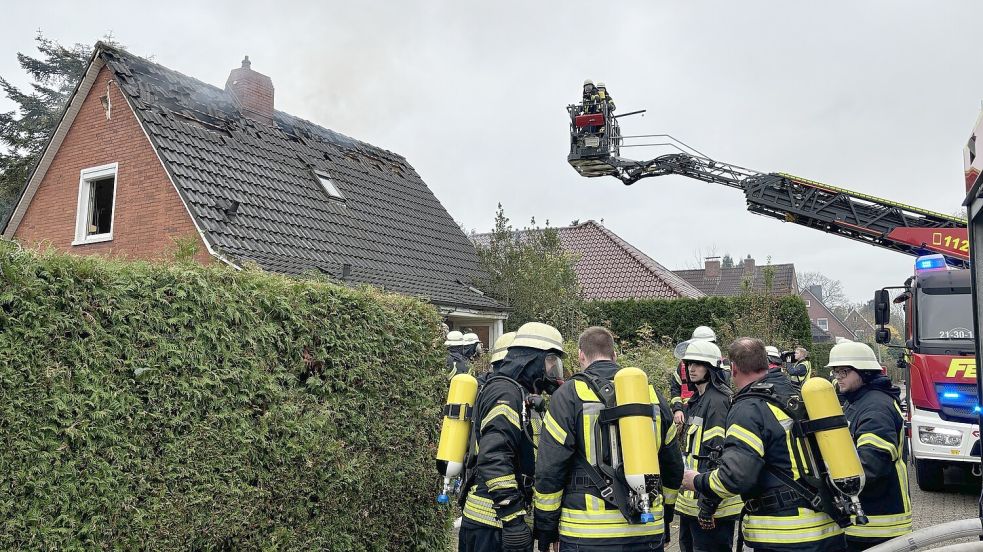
left=0, top=241, right=448, bottom=551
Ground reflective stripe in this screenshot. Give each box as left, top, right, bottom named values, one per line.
left=534, top=489, right=563, bottom=512
left=486, top=474, right=518, bottom=491
left=559, top=508, right=664, bottom=538
left=665, top=419, right=677, bottom=444
left=543, top=411, right=567, bottom=444
left=744, top=509, right=843, bottom=544
left=500, top=508, right=526, bottom=522
left=857, top=433, right=899, bottom=460
left=727, top=424, right=764, bottom=456
left=708, top=470, right=736, bottom=498
left=702, top=426, right=725, bottom=441
left=766, top=404, right=802, bottom=479
left=663, top=487, right=678, bottom=506
left=670, top=396, right=683, bottom=406
left=846, top=512, right=912, bottom=539
left=462, top=489, right=502, bottom=528
left=481, top=404, right=520, bottom=431
left=575, top=380, right=599, bottom=402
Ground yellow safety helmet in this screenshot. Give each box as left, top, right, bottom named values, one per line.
left=462, top=333, right=480, bottom=346
left=444, top=330, right=464, bottom=347
left=490, top=332, right=517, bottom=363
left=511, top=322, right=565, bottom=356
left=682, top=340, right=722, bottom=366
left=825, top=341, right=881, bottom=372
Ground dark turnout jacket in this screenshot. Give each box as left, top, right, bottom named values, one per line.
left=694, top=370, right=845, bottom=552
left=533, top=360, right=683, bottom=547
left=842, top=376, right=911, bottom=544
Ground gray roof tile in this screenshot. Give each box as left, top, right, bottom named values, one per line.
left=99, top=46, right=500, bottom=312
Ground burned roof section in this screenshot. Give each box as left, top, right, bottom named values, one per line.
left=99, top=44, right=500, bottom=311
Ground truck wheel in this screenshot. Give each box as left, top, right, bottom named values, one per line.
left=914, top=458, right=945, bottom=492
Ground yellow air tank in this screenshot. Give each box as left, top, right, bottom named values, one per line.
left=614, top=367, right=660, bottom=523
left=801, top=377, right=867, bottom=522
left=436, top=373, right=479, bottom=504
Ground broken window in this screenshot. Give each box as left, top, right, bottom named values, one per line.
left=74, top=163, right=118, bottom=245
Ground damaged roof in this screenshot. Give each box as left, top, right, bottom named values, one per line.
left=95, top=44, right=500, bottom=311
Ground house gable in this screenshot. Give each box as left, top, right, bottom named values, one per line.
left=7, top=63, right=210, bottom=264
left=800, top=288, right=855, bottom=341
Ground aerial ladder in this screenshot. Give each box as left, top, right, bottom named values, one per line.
left=567, top=102, right=969, bottom=267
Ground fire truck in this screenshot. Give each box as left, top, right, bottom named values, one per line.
left=567, top=99, right=976, bottom=491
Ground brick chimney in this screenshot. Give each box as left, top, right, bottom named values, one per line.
left=742, top=255, right=755, bottom=274
left=225, top=56, right=274, bottom=126
left=704, top=257, right=721, bottom=279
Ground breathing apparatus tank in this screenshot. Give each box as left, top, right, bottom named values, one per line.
left=613, top=367, right=661, bottom=523
left=436, top=373, right=479, bottom=504
left=800, top=377, right=868, bottom=525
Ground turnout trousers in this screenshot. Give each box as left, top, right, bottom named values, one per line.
left=678, top=515, right=735, bottom=552
left=458, top=519, right=501, bottom=552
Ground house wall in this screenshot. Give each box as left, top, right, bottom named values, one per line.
left=800, top=290, right=854, bottom=341
left=13, top=65, right=210, bottom=264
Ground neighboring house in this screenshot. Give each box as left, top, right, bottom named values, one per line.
left=673, top=256, right=798, bottom=297
left=472, top=220, right=703, bottom=301
left=811, top=322, right=835, bottom=345
left=1, top=43, right=507, bottom=343
left=800, top=286, right=856, bottom=343
left=844, top=309, right=876, bottom=342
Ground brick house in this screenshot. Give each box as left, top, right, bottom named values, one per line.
left=673, top=256, right=798, bottom=297
left=800, top=285, right=855, bottom=343
left=1, top=43, right=507, bottom=344
left=472, top=220, right=703, bottom=301
left=843, top=309, right=876, bottom=342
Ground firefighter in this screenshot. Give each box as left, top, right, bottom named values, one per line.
left=828, top=342, right=911, bottom=550
left=534, top=326, right=684, bottom=552
left=765, top=345, right=783, bottom=371
left=446, top=330, right=471, bottom=380
left=596, top=82, right=616, bottom=114
left=463, top=332, right=483, bottom=362
left=670, top=326, right=717, bottom=425
left=787, top=346, right=813, bottom=388
left=681, top=337, right=846, bottom=552
left=675, top=340, right=742, bottom=552
left=477, top=331, right=517, bottom=388
left=582, top=79, right=599, bottom=114
left=459, top=322, right=565, bottom=552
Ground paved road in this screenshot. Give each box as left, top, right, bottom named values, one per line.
left=666, top=464, right=981, bottom=551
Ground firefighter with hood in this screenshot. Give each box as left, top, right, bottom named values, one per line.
left=446, top=330, right=472, bottom=380
left=533, top=326, right=684, bottom=552
left=477, top=332, right=517, bottom=388
left=463, top=332, right=484, bottom=363
left=681, top=337, right=846, bottom=552
left=670, top=326, right=717, bottom=425
left=459, top=322, right=565, bottom=552
left=675, top=340, right=743, bottom=552
left=829, top=342, right=911, bottom=550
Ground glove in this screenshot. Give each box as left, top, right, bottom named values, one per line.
left=502, top=518, right=533, bottom=552
left=535, top=527, right=558, bottom=551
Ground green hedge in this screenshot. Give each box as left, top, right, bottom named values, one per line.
left=585, top=295, right=812, bottom=351
left=0, top=241, right=448, bottom=551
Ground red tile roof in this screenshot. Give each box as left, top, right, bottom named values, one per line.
left=473, top=220, right=703, bottom=300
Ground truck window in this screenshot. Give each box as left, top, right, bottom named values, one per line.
left=916, top=290, right=974, bottom=342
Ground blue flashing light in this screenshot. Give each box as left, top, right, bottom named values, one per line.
left=943, top=392, right=961, bottom=399
left=915, top=254, right=947, bottom=273
left=975, top=406, right=982, bottom=413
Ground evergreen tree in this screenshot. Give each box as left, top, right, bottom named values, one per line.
left=0, top=34, right=99, bottom=222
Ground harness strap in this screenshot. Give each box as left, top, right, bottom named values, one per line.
left=799, top=415, right=847, bottom=435
left=443, top=402, right=474, bottom=421
left=598, top=403, right=654, bottom=425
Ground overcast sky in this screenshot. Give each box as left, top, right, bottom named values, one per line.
left=2, top=1, right=981, bottom=304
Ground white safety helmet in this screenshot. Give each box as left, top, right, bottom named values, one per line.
left=462, top=333, right=480, bottom=346
left=682, top=341, right=722, bottom=367
left=825, top=341, right=882, bottom=372
left=444, top=330, right=464, bottom=347
left=490, top=332, right=517, bottom=364
left=596, top=81, right=606, bottom=89
left=583, top=79, right=594, bottom=87
left=765, top=346, right=781, bottom=360
left=691, top=326, right=717, bottom=342
left=511, top=322, right=565, bottom=356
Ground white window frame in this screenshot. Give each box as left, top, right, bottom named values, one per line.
left=817, top=318, right=829, bottom=332
left=72, top=162, right=118, bottom=245
left=314, top=170, right=345, bottom=201
left=805, top=299, right=811, bottom=307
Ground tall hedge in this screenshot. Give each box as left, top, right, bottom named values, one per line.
left=0, top=241, right=448, bottom=551
left=586, top=295, right=812, bottom=350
